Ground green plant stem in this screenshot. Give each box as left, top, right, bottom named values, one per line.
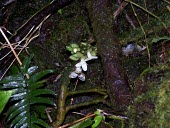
left=52, top=68, right=71, bottom=128
left=125, top=0, right=166, bottom=28
left=66, top=96, right=107, bottom=112
left=68, top=88, right=107, bottom=96
left=130, top=3, right=150, bottom=68
left=52, top=67, right=108, bottom=128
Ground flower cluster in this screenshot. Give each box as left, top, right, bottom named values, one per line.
left=66, top=43, right=98, bottom=81
left=69, top=51, right=98, bottom=81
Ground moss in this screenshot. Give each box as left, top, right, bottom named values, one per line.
left=127, top=63, right=170, bottom=127
left=149, top=71, right=170, bottom=128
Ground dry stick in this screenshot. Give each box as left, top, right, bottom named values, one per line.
left=0, top=26, right=35, bottom=61
left=0, top=14, right=51, bottom=80
left=114, top=1, right=128, bottom=19
left=59, top=113, right=95, bottom=128
left=0, top=14, right=50, bottom=61
left=0, top=28, right=22, bottom=66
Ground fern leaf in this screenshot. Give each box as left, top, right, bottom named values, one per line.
left=31, top=117, right=50, bottom=128
left=27, top=70, right=54, bottom=83
left=1, top=55, right=54, bottom=128
left=21, top=54, right=34, bottom=74
left=0, top=75, right=23, bottom=84
left=30, top=97, right=55, bottom=106
left=29, top=89, right=55, bottom=97
left=29, top=80, right=47, bottom=90
left=7, top=105, right=28, bottom=122
left=27, top=66, right=38, bottom=75
left=6, top=99, right=27, bottom=118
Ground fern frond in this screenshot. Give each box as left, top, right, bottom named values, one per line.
left=0, top=55, right=55, bottom=128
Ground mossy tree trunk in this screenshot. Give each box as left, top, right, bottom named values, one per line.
left=86, top=0, right=131, bottom=109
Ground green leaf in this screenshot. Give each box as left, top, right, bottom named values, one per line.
left=7, top=106, right=28, bottom=122
left=30, top=97, right=55, bottom=106
left=77, top=118, right=93, bottom=128
left=3, top=56, right=55, bottom=128
left=73, top=52, right=84, bottom=58
left=94, top=109, right=101, bottom=115
left=11, top=92, right=26, bottom=101
left=6, top=100, right=27, bottom=118
left=58, top=9, right=62, bottom=14
left=66, top=46, right=73, bottom=51
left=29, top=89, right=55, bottom=97
left=0, top=90, right=14, bottom=114
left=10, top=65, right=19, bottom=74
left=28, top=70, right=54, bottom=83
left=0, top=75, right=23, bottom=84
left=31, top=117, right=50, bottom=128
left=92, top=116, right=102, bottom=128
left=32, top=105, right=47, bottom=119
left=152, top=36, right=170, bottom=43
left=10, top=116, right=28, bottom=128
left=168, top=50, right=170, bottom=55
left=29, top=80, right=47, bottom=90
left=10, top=112, right=29, bottom=128
left=27, top=66, right=38, bottom=75
left=21, top=54, right=34, bottom=74
left=71, top=43, right=79, bottom=48
left=69, top=55, right=79, bottom=61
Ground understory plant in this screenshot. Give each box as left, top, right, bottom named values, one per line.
left=0, top=55, right=55, bottom=128
left=66, top=109, right=127, bottom=128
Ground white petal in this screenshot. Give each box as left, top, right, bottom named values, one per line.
left=87, top=51, right=92, bottom=58
left=69, top=72, right=78, bottom=78
left=78, top=73, right=85, bottom=81
left=75, top=59, right=85, bottom=68
left=91, top=56, right=98, bottom=59
left=75, top=62, right=82, bottom=68
left=85, top=51, right=98, bottom=61
left=136, top=45, right=146, bottom=52
left=75, top=67, right=82, bottom=73
left=82, top=63, right=87, bottom=71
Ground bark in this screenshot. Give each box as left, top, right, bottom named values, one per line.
left=86, top=0, right=131, bottom=109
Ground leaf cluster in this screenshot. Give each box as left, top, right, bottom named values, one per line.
left=0, top=55, right=55, bottom=128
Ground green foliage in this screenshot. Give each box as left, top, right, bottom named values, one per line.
left=0, top=55, right=55, bottom=128
left=66, top=42, right=97, bottom=61
left=69, top=109, right=126, bottom=128
left=0, top=90, right=14, bottom=114
left=152, top=36, right=170, bottom=43
left=149, top=72, right=170, bottom=128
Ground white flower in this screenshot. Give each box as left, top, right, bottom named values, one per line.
left=75, top=59, right=87, bottom=71
left=75, top=67, right=82, bottom=73
left=69, top=71, right=85, bottom=81
left=85, top=51, right=98, bottom=61
left=69, top=51, right=98, bottom=81
left=69, top=72, right=78, bottom=78
left=78, top=73, right=85, bottom=81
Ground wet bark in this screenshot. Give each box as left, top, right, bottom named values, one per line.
left=86, top=0, right=131, bottom=109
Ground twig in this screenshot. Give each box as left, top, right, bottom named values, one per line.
left=59, top=113, right=95, bottom=128
left=0, top=28, right=22, bottom=66
left=114, top=1, right=128, bottom=19
left=0, top=14, right=51, bottom=80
